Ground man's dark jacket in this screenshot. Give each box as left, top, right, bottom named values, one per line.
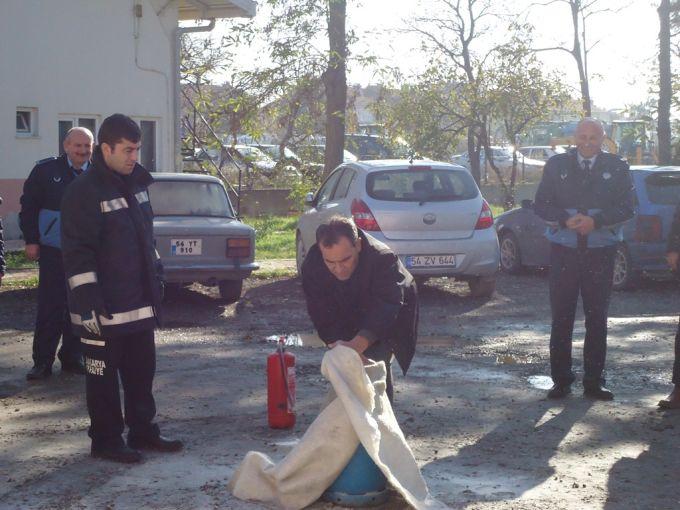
left=60, top=147, right=163, bottom=339
left=534, top=149, right=634, bottom=248
left=301, top=230, right=418, bottom=374
left=19, top=154, right=82, bottom=248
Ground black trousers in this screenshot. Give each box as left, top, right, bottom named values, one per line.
left=364, top=341, right=394, bottom=403
left=672, top=318, right=680, bottom=385
left=548, top=243, right=616, bottom=388
left=82, top=329, right=158, bottom=449
left=33, top=245, right=80, bottom=366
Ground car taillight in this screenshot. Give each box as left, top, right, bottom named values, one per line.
left=226, top=238, right=251, bottom=257
left=475, top=200, right=494, bottom=230
left=634, top=215, right=662, bottom=243
left=351, top=199, right=381, bottom=231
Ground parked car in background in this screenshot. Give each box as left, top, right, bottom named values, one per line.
left=452, top=146, right=545, bottom=177
left=251, top=144, right=303, bottom=167
left=296, top=159, right=500, bottom=297
left=148, top=173, right=258, bottom=303
left=495, top=165, right=680, bottom=290
left=517, top=145, right=566, bottom=162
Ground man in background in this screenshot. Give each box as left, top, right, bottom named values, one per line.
left=19, top=127, right=93, bottom=379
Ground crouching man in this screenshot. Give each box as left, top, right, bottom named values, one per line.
left=301, top=216, right=418, bottom=401
left=61, top=114, right=181, bottom=463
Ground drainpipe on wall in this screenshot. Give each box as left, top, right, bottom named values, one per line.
left=174, top=19, right=216, bottom=172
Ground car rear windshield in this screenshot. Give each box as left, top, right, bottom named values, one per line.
left=645, top=172, right=680, bottom=205
left=366, top=168, right=478, bottom=202
left=149, top=181, right=235, bottom=217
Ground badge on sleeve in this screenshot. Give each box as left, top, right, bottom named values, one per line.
left=602, top=172, right=611, bottom=180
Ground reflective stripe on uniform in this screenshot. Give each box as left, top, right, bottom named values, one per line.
left=81, top=338, right=106, bottom=346
left=70, top=306, right=155, bottom=327
left=100, top=306, right=155, bottom=325
left=100, top=197, right=128, bottom=213
left=68, top=271, right=97, bottom=290
left=135, top=191, right=149, bottom=204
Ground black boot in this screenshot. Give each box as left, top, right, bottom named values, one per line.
left=26, top=364, right=52, bottom=381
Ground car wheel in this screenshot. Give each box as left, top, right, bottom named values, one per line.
left=296, top=233, right=306, bottom=277
left=218, top=279, right=243, bottom=303
left=499, top=231, right=522, bottom=273
left=612, top=244, right=637, bottom=291
left=468, top=275, right=497, bottom=298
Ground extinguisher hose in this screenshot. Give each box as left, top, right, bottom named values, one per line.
left=278, top=347, right=294, bottom=411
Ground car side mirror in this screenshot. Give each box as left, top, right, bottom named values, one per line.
left=304, top=192, right=315, bottom=206
left=521, top=199, right=533, bottom=209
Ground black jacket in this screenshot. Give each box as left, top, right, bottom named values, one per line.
left=19, top=154, right=83, bottom=247
left=301, top=230, right=418, bottom=374
left=60, top=147, right=163, bottom=339
left=534, top=149, right=634, bottom=248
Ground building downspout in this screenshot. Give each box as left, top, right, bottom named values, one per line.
left=174, top=19, right=216, bottom=171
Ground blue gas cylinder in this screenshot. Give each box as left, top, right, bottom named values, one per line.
left=322, top=443, right=389, bottom=507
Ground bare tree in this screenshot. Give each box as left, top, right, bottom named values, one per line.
left=531, top=0, right=626, bottom=116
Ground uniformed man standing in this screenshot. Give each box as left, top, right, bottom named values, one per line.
left=61, top=114, right=181, bottom=463
left=534, top=118, right=634, bottom=401
left=19, top=127, right=93, bottom=379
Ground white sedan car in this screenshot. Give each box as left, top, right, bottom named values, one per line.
left=296, top=159, right=500, bottom=297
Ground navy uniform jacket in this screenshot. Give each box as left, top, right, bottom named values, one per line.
left=60, top=147, right=163, bottom=339
left=301, top=230, right=418, bottom=375
left=19, top=154, right=84, bottom=249
left=534, top=149, right=635, bottom=248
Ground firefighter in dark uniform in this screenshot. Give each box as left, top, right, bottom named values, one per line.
left=19, top=127, right=94, bottom=379
left=61, top=114, right=182, bottom=464
left=301, top=216, right=418, bottom=402
left=534, top=118, right=634, bottom=401
left=659, top=203, right=680, bottom=409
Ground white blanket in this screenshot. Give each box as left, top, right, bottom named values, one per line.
left=228, top=346, right=448, bottom=509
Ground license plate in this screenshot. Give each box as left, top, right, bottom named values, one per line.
left=406, top=254, right=456, bottom=268
left=171, top=239, right=202, bottom=255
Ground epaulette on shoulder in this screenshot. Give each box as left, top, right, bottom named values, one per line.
left=35, top=156, right=57, bottom=165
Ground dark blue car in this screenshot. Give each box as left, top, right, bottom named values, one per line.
left=495, top=166, right=680, bottom=290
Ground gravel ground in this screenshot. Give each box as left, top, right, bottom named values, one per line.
left=1, top=270, right=679, bottom=509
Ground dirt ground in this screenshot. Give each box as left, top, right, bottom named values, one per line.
left=1, top=269, right=680, bottom=509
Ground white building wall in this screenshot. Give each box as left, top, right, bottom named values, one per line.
left=0, top=0, right=179, bottom=237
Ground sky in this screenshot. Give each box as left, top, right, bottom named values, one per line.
left=217, top=0, right=661, bottom=112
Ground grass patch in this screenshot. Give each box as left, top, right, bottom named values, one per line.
left=250, top=267, right=297, bottom=279
left=244, top=215, right=297, bottom=260
left=5, top=250, right=37, bottom=270
left=2, top=276, right=38, bottom=289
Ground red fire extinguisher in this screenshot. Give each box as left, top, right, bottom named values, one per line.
left=267, top=336, right=296, bottom=429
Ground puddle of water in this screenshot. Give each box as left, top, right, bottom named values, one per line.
left=496, top=354, right=534, bottom=365
left=265, top=333, right=325, bottom=348
left=527, top=375, right=553, bottom=390
left=419, top=335, right=456, bottom=346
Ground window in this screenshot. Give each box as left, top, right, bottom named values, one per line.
left=332, top=169, right=355, bottom=200
left=149, top=181, right=234, bottom=217
left=58, top=116, right=98, bottom=153
left=139, top=120, right=157, bottom=171
left=16, top=108, right=38, bottom=137
left=366, top=168, right=478, bottom=202
left=315, top=169, right=343, bottom=206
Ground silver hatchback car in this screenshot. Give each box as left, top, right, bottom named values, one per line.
left=149, top=173, right=258, bottom=303
left=296, top=160, right=500, bottom=296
